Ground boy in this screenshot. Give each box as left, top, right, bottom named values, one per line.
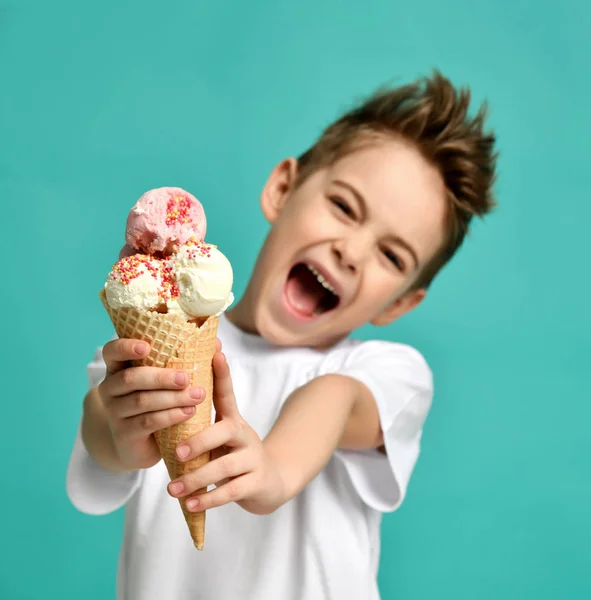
left=67, top=71, right=497, bottom=599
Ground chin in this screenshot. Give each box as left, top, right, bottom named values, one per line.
left=255, top=307, right=347, bottom=349
left=254, top=311, right=307, bottom=347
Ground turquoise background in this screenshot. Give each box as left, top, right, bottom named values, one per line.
left=1, top=1, right=589, bottom=598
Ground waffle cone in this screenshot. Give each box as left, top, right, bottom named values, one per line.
left=99, top=289, right=217, bottom=550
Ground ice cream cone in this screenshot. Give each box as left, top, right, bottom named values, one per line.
left=99, top=289, right=218, bottom=550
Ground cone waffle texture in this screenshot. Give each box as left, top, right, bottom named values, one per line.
left=99, top=289, right=218, bottom=550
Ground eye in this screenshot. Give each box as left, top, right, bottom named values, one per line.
left=383, top=249, right=404, bottom=271
left=330, top=196, right=354, bottom=217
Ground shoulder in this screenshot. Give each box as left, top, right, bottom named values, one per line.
left=318, top=337, right=433, bottom=391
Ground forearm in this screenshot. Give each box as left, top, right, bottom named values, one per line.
left=81, top=388, right=129, bottom=474
left=263, top=374, right=358, bottom=506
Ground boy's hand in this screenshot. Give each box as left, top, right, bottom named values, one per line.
left=167, top=352, right=285, bottom=515
left=96, top=339, right=207, bottom=471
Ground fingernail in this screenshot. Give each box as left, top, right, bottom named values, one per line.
left=182, top=406, right=195, bottom=416
left=175, top=372, right=189, bottom=386
left=134, top=342, right=148, bottom=355
left=176, top=444, right=190, bottom=459
left=188, top=387, right=204, bottom=400
left=186, top=498, right=199, bottom=511
left=169, top=482, right=184, bottom=496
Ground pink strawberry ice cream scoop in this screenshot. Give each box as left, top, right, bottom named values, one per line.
left=125, top=187, right=207, bottom=255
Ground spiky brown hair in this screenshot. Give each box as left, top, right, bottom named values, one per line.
left=296, top=71, right=498, bottom=289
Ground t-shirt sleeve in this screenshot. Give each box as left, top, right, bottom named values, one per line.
left=327, top=340, right=434, bottom=513
left=66, top=345, right=144, bottom=515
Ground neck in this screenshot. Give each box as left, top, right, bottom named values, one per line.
left=225, top=292, right=259, bottom=336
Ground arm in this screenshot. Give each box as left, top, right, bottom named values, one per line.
left=81, top=387, right=127, bottom=473
left=67, top=340, right=209, bottom=516
left=80, top=338, right=206, bottom=474
left=167, top=355, right=383, bottom=515
left=263, top=374, right=382, bottom=502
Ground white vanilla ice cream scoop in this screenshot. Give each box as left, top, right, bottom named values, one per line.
left=168, top=240, right=234, bottom=318
left=104, top=254, right=170, bottom=310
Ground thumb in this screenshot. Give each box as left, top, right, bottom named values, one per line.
left=212, top=352, right=240, bottom=419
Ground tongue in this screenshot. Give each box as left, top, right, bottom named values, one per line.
left=285, top=267, right=325, bottom=316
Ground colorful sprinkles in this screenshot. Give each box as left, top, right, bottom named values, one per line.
left=110, top=255, right=159, bottom=286
left=184, top=238, right=213, bottom=260
left=166, top=194, right=194, bottom=227
left=110, top=255, right=179, bottom=301
left=159, top=260, right=180, bottom=301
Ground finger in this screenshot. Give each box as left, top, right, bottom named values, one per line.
left=215, top=338, right=222, bottom=353
left=212, top=352, right=240, bottom=418
left=113, top=386, right=206, bottom=419
left=174, top=419, right=248, bottom=462
left=168, top=450, right=252, bottom=498
left=101, top=365, right=190, bottom=399
left=117, top=406, right=198, bottom=438
left=183, top=474, right=251, bottom=512
left=103, top=338, right=151, bottom=375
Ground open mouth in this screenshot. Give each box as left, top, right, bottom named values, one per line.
left=284, top=263, right=340, bottom=318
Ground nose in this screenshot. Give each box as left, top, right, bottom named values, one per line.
left=332, top=236, right=371, bottom=273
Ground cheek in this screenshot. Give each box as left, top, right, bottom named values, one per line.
left=360, top=264, right=406, bottom=307
left=283, top=198, right=333, bottom=237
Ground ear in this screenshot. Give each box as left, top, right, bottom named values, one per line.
left=370, top=288, right=426, bottom=326
left=260, top=158, right=299, bottom=223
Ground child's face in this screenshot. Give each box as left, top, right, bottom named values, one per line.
left=234, top=138, right=448, bottom=348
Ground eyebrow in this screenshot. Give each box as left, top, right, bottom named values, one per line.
left=332, top=179, right=420, bottom=270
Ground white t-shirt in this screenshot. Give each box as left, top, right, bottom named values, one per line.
left=67, top=314, right=433, bottom=600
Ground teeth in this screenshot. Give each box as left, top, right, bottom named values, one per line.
left=306, top=264, right=337, bottom=295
